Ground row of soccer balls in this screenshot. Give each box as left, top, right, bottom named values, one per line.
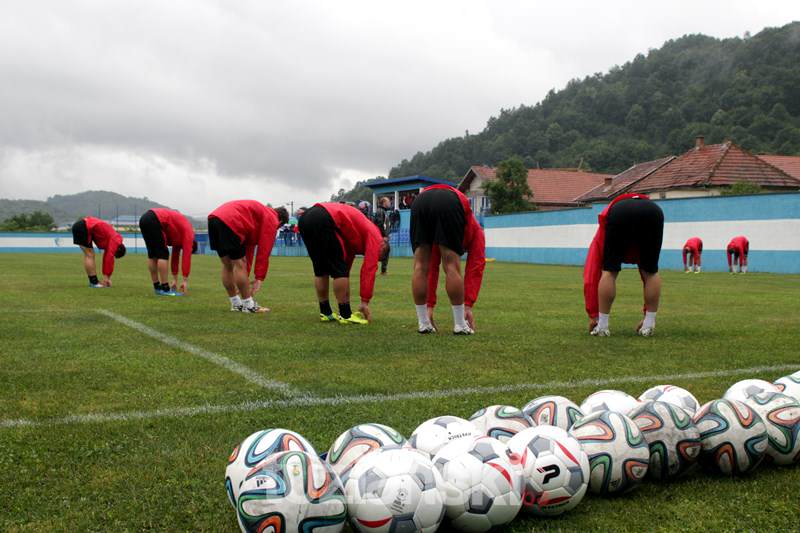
left=224, top=371, right=800, bottom=532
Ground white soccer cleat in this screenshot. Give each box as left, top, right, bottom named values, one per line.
left=453, top=324, right=475, bottom=335
left=590, top=325, right=610, bottom=337
left=418, top=324, right=437, bottom=334
left=638, top=327, right=655, bottom=337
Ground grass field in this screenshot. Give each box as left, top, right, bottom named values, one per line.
left=1, top=252, right=798, bottom=531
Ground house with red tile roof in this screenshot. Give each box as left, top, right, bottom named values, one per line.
left=577, top=137, right=800, bottom=203
left=458, top=165, right=611, bottom=214
left=757, top=154, right=800, bottom=180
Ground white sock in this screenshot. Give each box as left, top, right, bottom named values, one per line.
left=452, top=304, right=467, bottom=329
left=598, top=313, right=610, bottom=330
left=415, top=305, right=431, bottom=328
left=742, top=266, right=748, bottom=273
left=243, top=297, right=255, bottom=309
left=230, top=295, right=242, bottom=307
left=643, top=311, right=657, bottom=329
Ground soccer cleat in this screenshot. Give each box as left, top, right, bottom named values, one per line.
left=242, top=304, right=269, bottom=314
left=638, top=327, right=655, bottom=337
left=160, top=290, right=184, bottom=296
left=320, top=313, right=340, bottom=322
left=337, top=312, right=368, bottom=325
left=590, top=325, right=611, bottom=337
left=453, top=324, right=475, bottom=335
left=418, top=324, right=437, bottom=334
left=89, top=283, right=105, bottom=288
left=230, top=304, right=243, bottom=312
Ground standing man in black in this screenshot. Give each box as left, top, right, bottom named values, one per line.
left=373, top=196, right=394, bottom=275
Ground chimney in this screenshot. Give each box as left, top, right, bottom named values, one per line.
left=603, top=176, right=613, bottom=189
left=695, top=136, right=705, bottom=149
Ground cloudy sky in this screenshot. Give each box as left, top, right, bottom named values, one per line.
left=0, top=1, right=798, bottom=216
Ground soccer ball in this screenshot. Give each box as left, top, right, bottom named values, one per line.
left=580, top=390, right=640, bottom=416
left=507, top=425, right=589, bottom=516
left=568, top=410, right=649, bottom=495
left=744, top=392, right=800, bottom=466
left=774, top=371, right=800, bottom=402
left=693, top=399, right=768, bottom=475
left=226, top=429, right=317, bottom=508
left=432, top=436, right=523, bottom=531
left=521, top=395, right=584, bottom=431
left=722, top=379, right=780, bottom=403
left=409, top=416, right=479, bottom=458
left=469, top=405, right=534, bottom=443
left=345, top=448, right=446, bottom=533
left=628, top=401, right=702, bottom=480
left=236, top=450, right=346, bottom=533
left=638, top=385, right=701, bottom=416
left=326, top=424, right=407, bottom=484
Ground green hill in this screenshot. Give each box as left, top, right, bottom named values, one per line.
left=389, top=22, right=800, bottom=179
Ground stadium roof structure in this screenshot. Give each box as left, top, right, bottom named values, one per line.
left=758, top=154, right=800, bottom=180
left=459, top=165, right=611, bottom=209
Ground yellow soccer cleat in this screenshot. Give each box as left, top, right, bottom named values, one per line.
left=320, top=313, right=340, bottom=322
left=337, top=312, right=369, bottom=325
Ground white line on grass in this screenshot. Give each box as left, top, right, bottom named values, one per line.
left=95, top=309, right=304, bottom=398
left=2, top=363, right=796, bottom=429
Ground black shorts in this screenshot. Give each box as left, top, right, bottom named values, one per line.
left=139, top=210, right=169, bottom=260
left=208, top=217, right=246, bottom=260
left=71, top=219, right=89, bottom=247
left=298, top=205, right=349, bottom=278
left=603, top=198, right=664, bottom=274
left=410, top=188, right=466, bottom=255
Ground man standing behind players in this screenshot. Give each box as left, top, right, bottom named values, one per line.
left=584, top=193, right=664, bottom=337
left=682, top=237, right=703, bottom=273
left=410, top=184, right=486, bottom=335
left=727, top=235, right=750, bottom=274
left=373, top=196, right=394, bottom=275
left=298, top=203, right=387, bottom=324
left=138, top=208, right=196, bottom=295
left=207, top=200, right=288, bottom=313
left=71, top=216, right=126, bottom=287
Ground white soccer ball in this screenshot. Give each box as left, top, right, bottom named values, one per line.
left=326, top=423, right=406, bottom=484
left=225, top=429, right=317, bottom=509
left=521, top=395, right=584, bottom=431
left=568, top=410, right=649, bottom=495
left=236, top=450, right=346, bottom=533
left=409, top=416, right=479, bottom=458
left=744, top=391, right=800, bottom=466
left=468, top=405, right=534, bottom=443
left=432, top=436, right=523, bottom=532
left=722, top=379, right=780, bottom=403
left=693, top=399, right=768, bottom=475
left=580, top=390, right=640, bottom=416
left=638, top=385, right=701, bottom=416
left=774, top=371, right=800, bottom=402
left=629, top=401, right=702, bottom=480
left=507, top=425, right=589, bottom=516
left=345, top=448, right=446, bottom=533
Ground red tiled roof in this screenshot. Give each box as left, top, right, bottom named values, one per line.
left=758, top=155, right=800, bottom=180
left=460, top=165, right=610, bottom=205
left=576, top=156, right=674, bottom=202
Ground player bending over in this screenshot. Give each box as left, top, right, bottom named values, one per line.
left=139, top=208, right=196, bottom=296
left=298, top=203, right=388, bottom=324
left=584, top=194, right=664, bottom=337
left=71, top=216, right=126, bottom=288
left=410, top=184, right=486, bottom=335
left=207, top=200, right=288, bottom=313
left=682, top=237, right=703, bottom=273
left=727, top=235, right=749, bottom=274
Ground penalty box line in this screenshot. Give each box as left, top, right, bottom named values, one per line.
left=95, top=309, right=307, bottom=399
left=2, top=363, right=797, bottom=430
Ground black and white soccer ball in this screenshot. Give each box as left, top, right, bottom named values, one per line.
left=409, top=416, right=479, bottom=458
left=469, top=405, right=534, bottom=443
left=580, top=390, right=640, bottom=416
left=638, top=385, right=701, bottom=417
left=722, top=379, right=780, bottom=403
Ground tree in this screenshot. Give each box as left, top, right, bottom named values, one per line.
left=482, top=157, right=533, bottom=214
left=0, top=210, right=55, bottom=231
left=722, top=181, right=764, bottom=196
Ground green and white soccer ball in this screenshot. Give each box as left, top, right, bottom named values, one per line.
left=469, top=405, right=534, bottom=443
left=638, top=385, right=701, bottom=416
left=345, top=448, right=446, bottom=533
left=432, top=436, right=523, bottom=532
left=629, top=401, right=702, bottom=480
left=744, top=391, right=800, bottom=466
left=722, top=379, right=780, bottom=403
left=521, top=395, right=584, bottom=431
left=225, top=429, right=317, bottom=509
left=693, top=399, right=768, bottom=475
left=580, top=390, right=640, bottom=416
left=507, top=425, right=589, bottom=516
left=774, top=371, right=800, bottom=402
left=236, top=450, right=346, bottom=533
left=568, top=410, right=649, bottom=495
left=326, top=423, right=406, bottom=484
left=409, top=416, right=480, bottom=458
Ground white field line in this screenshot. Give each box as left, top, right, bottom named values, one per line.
left=95, top=309, right=304, bottom=398
left=2, top=363, right=797, bottom=430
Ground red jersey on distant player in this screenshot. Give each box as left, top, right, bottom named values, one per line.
left=208, top=200, right=280, bottom=281
left=727, top=235, right=749, bottom=266
left=152, top=208, right=195, bottom=278
left=420, top=184, right=486, bottom=308
left=583, top=193, right=650, bottom=319
left=83, top=217, right=124, bottom=277
left=317, top=202, right=383, bottom=303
